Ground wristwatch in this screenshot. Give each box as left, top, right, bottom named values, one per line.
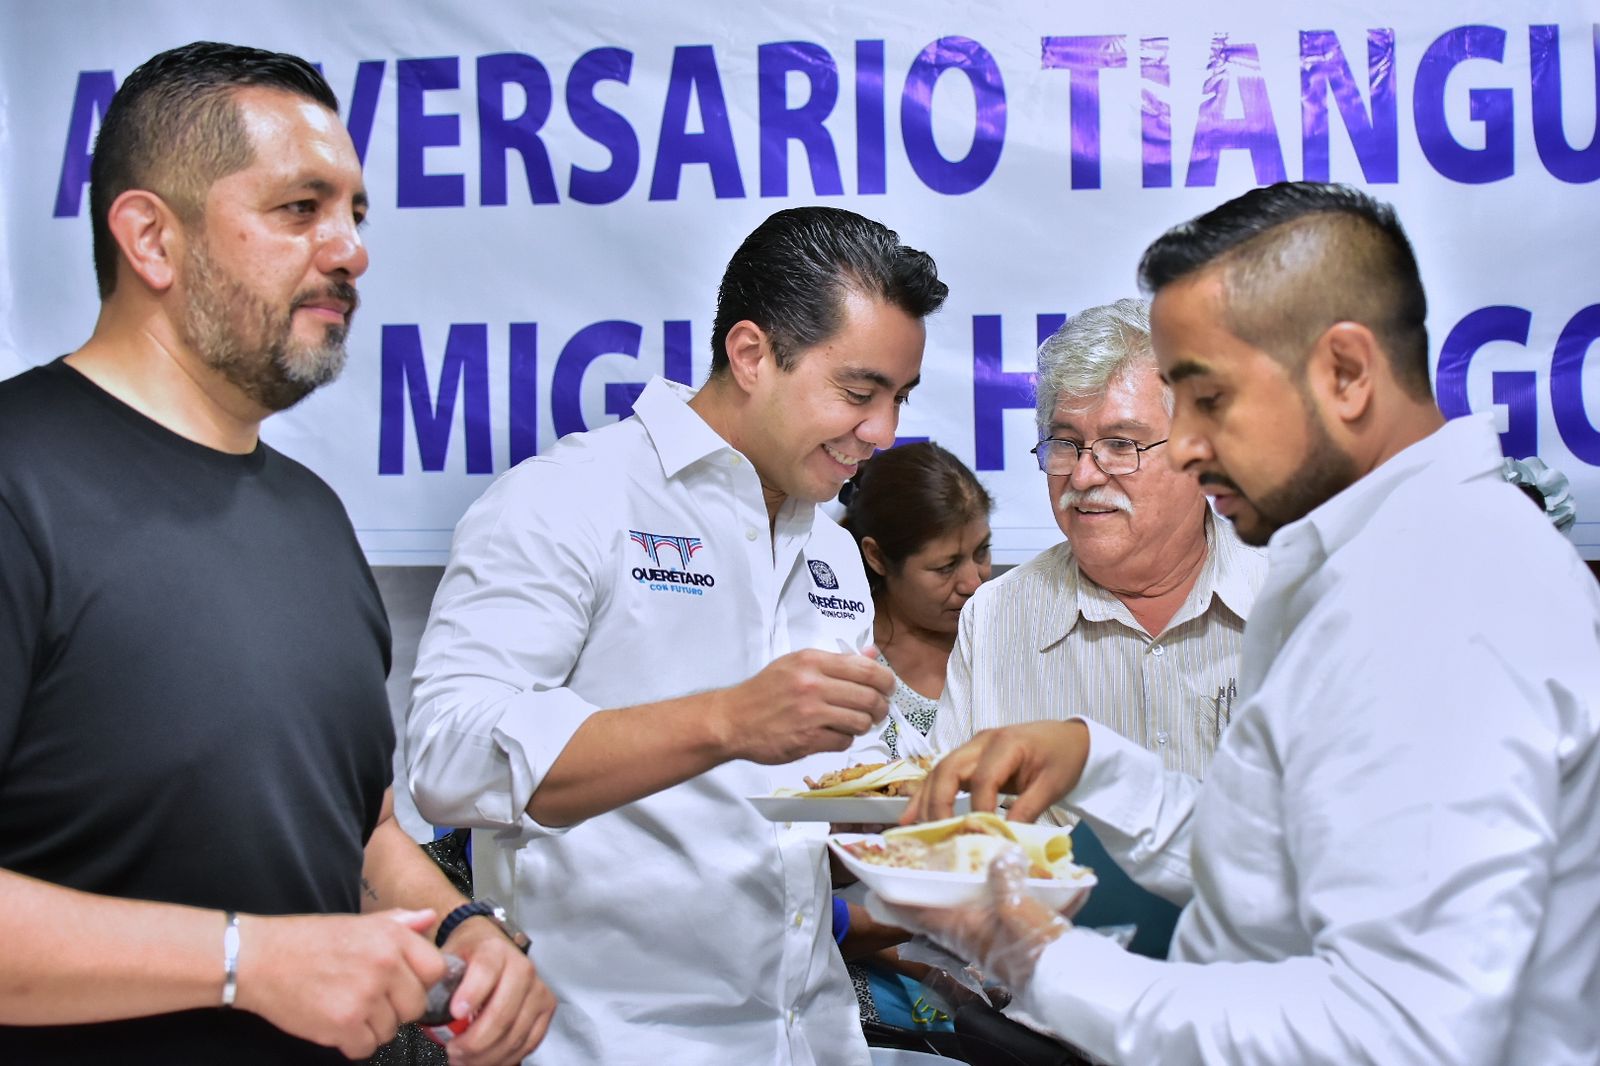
left=435, top=898, right=531, bottom=953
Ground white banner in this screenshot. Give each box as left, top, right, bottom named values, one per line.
left=4, top=0, right=1598, bottom=563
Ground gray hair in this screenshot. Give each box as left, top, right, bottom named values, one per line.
left=1034, top=298, right=1167, bottom=433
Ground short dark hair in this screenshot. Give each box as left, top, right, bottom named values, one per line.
left=1137, top=182, right=1432, bottom=400
left=841, top=442, right=992, bottom=598
left=91, top=41, right=339, bottom=298
left=710, top=207, right=948, bottom=374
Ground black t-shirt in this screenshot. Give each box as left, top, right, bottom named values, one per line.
left=0, top=359, right=395, bottom=1063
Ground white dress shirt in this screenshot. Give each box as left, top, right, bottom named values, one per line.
left=1020, top=414, right=1600, bottom=1065
left=406, top=378, right=874, bottom=1066
left=933, top=512, right=1265, bottom=777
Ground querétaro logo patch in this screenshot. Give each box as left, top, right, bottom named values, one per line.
left=807, top=559, right=840, bottom=589
left=628, top=530, right=716, bottom=597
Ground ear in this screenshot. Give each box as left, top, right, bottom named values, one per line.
left=860, top=536, right=889, bottom=577
left=722, top=320, right=772, bottom=394
left=105, top=189, right=184, bottom=293
left=1309, top=321, right=1377, bottom=425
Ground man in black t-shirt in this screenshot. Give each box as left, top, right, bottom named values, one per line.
left=0, top=42, right=553, bottom=1065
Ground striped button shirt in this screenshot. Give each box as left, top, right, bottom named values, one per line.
left=933, top=511, right=1267, bottom=779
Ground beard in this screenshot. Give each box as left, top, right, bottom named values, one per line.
left=1206, top=408, right=1359, bottom=546
left=180, top=240, right=357, bottom=412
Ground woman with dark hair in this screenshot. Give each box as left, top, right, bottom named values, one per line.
left=835, top=442, right=994, bottom=1037
left=842, top=442, right=994, bottom=757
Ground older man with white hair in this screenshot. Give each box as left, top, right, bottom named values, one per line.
left=930, top=298, right=1267, bottom=955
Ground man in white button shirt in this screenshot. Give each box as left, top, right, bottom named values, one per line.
left=931, top=299, right=1266, bottom=956
left=898, top=182, right=1600, bottom=1064
left=406, top=207, right=948, bottom=1064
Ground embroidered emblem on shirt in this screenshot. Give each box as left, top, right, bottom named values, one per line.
left=629, top=530, right=704, bottom=568
left=808, top=591, right=865, bottom=619
left=628, top=529, right=715, bottom=596
left=807, top=559, right=839, bottom=589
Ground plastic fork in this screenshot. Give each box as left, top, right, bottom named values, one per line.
left=835, top=639, right=934, bottom=759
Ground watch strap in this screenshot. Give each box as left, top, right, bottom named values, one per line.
left=435, top=900, right=494, bottom=948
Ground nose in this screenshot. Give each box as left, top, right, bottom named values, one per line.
left=856, top=399, right=899, bottom=451
left=954, top=559, right=986, bottom=596
left=1067, top=446, right=1108, bottom=491
left=1165, top=419, right=1211, bottom=474
left=317, top=215, right=369, bottom=280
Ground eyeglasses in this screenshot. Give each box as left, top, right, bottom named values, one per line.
left=1029, top=437, right=1168, bottom=476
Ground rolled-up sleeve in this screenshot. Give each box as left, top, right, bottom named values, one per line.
left=406, top=459, right=605, bottom=837
left=1019, top=631, right=1576, bottom=1065
left=1068, top=719, right=1199, bottom=905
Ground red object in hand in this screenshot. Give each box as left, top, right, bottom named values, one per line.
left=422, top=1015, right=472, bottom=1046
left=420, top=954, right=472, bottom=1046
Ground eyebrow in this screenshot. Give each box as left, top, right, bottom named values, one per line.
left=1162, top=359, right=1210, bottom=385
left=1048, top=418, right=1156, bottom=437
left=292, top=177, right=369, bottom=212
left=838, top=365, right=921, bottom=392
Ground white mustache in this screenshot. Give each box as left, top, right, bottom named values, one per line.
left=1058, top=484, right=1134, bottom=515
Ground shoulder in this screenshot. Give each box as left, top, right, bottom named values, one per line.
left=455, top=418, right=651, bottom=548
left=516, top=415, right=651, bottom=486
left=1380, top=473, right=1590, bottom=609
left=0, top=363, right=75, bottom=448
left=260, top=445, right=346, bottom=508
left=0, top=364, right=105, bottom=506
left=1301, top=472, right=1600, bottom=683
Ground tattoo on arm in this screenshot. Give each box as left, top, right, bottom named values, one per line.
left=361, top=877, right=380, bottom=904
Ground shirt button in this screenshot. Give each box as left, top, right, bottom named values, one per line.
left=1156, top=731, right=1169, bottom=745
left=788, top=1008, right=798, bottom=1026
left=793, top=911, right=804, bottom=928
left=731, top=454, right=743, bottom=465
left=745, top=528, right=759, bottom=541
left=1150, top=644, right=1165, bottom=657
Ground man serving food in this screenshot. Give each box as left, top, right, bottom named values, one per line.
left=407, top=207, right=948, bottom=1064
left=886, top=183, right=1600, bottom=1065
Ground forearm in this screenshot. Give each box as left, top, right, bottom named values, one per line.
left=839, top=904, right=910, bottom=960
left=361, top=817, right=465, bottom=934
left=358, top=788, right=478, bottom=953
left=0, top=868, right=226, bottom=1024
left=526, top=690, right=731, bottom=826
left=1024, top=931, right=1439, bottom=1066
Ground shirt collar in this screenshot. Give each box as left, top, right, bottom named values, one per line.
left=1200, top=509, right=1261, bottom=621
left=1271, top=413, right=1499, bottom=565
left=631, top=375, right=819, bottom=543
left=1038, top=543, right=1087, bottom=652
left=1040, top=508, right=1260, bottom=651
left=632, top=377, right=736, bottom=479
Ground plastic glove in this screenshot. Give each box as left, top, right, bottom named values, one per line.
left=897, top=936, right=999, bottom=1011
left=864, top=846, right=1084, bottom=989
left=1501, top=455, right=1578, bottom=532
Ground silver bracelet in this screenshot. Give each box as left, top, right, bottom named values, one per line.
left=221, top=912, right=241, bottom=1008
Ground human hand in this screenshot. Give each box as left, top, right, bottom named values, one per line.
left=234, top=909, right=446, bottom=1059
left=436, top=918, right=556, bottom=1065
left=718, top=648, right=893, bottom=764
left=902, top=720, right=1091, bottom=824
left=865, top=849, right=1082, bottom=988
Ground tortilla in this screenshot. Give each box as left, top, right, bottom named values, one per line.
left=777, top=756, right=933, bottom=798
left=884, top=812, right=1076, bottom=878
